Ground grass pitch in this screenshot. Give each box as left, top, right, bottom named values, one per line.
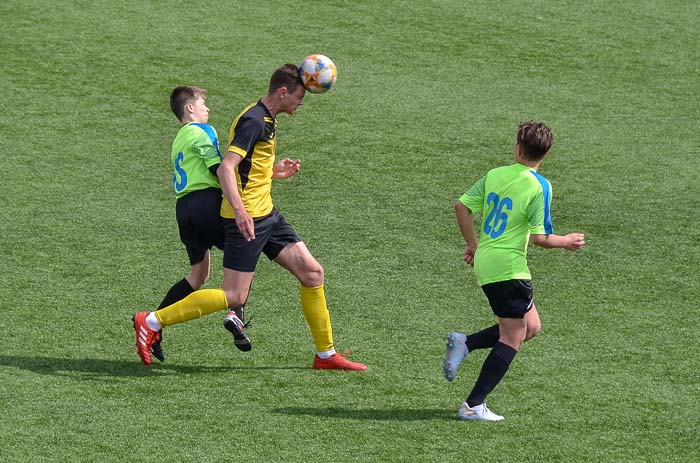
left=1, top=0, right=698, bottom=461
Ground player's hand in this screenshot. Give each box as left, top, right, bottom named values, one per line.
left=235, top=209, right=255, bottom=241
left=463, top=243, right=477, bottom=266
left=273, top=158, right=301, bottom=179
left=564, top=233, right=585, bottom=251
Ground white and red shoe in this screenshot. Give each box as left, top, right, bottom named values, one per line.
left=132, top=311, right=160, bottom=365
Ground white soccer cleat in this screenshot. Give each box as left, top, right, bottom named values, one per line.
left=443, top=332, right=468, bottom=381
left=458, top=402, right=504, bottom=422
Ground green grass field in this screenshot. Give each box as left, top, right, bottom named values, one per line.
left=1, top=0, right=698, bottom=461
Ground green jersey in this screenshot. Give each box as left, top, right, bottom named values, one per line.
left=459, top=163, right=553, bottom=286
left=171, top=122, right=222, bottom=198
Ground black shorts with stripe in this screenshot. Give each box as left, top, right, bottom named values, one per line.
left=175, top=187, right=224, bottom=265
left=223, top=208, right=301, bottom=272
left=481, top=279, right=534, bottom=319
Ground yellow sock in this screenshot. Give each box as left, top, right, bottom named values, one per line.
left=300, top=284, right=334, bottom=352
left=155, top=289, right=228, bottom=327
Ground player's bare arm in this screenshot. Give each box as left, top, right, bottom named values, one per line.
left=218, top=153, right=255, bottom=241
left=455, top=201, right=479, bottom=266
left=530, top=233, right=585, bottom=251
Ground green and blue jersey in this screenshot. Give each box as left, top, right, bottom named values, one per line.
left=459, top=163, right=553, bottom=286
left=171, top=122, right=222, bottom=198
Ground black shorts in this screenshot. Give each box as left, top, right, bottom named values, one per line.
left=481, top=279, right=534, bottom=319
left=223, top=208, right=302, bottom=272
left=175, top=187, right=225, bottom=265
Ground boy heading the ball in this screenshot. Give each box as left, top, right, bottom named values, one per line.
left=132, top=65, right=366, bottom=371
left=217, top=63, right=366, bottom=370
left=443, top=121, right=585, bottom=421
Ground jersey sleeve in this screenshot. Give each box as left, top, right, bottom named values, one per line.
left=191, top=124, right=222, bottom=169
left=458, top=175, right=486, bottom=213
left=229, top=115, right=264, bottom=158
left=526, top=182, right=554, bottom=235
left=192, top=136, right=221, bottom=169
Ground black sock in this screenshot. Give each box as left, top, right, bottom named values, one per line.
left=466, top=324, right=500, bottom=351
left=466, top=341, right=517, bottom=407
left=157, top=278, right=195, bottom=310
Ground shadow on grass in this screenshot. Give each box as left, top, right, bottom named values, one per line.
left=0, top=355, right=306, bottom=378
left=273, top=406, right=454, bottom=421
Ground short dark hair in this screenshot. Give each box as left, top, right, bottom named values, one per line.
left=170, top=86, right=206, bottom=121
left=517, top=121, right=553, bottom=160
left=268, top=64, right=304, bottom=94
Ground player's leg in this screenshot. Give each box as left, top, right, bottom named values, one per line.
left=220, top=215, right=269, bottom=352
left=469, top=316, right=526, bottom=401
left=524, top=303, right=541, bottom=342
left=467, top=324, right=500, bottom=350
left=221, top=267, right=255, bottom=351
left=274, top=240, right=324, bottom=286
left=167, top=189, right=218, bottom=301
left=190, top=189, right=251, bottom=335
left=273, top=240, right=366, bottom=371
left=261, top=212, right=330, bottom=356
left=132, top=288, right=229, bottom=365
left=134, top=209, right=228, bottom=365
left=459, top=316, right=523, bottom=421
left=186, top=251, right=212, bottom=289
left=274, top=241, right=330, bottom=349
left=159, top=248, right=213, bottom=309
left=150, top=251, right=210, bottom=362
left=135, top=286, right=228, bottom=364
left=459, top=280, right=531, bottom=421
left=147, top=189, right=225, bottom=362
left=453, top=305, right=536, bottom=369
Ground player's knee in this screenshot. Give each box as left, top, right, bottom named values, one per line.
left=300, top=262, right=324, bottom=288
left=499, top=328, right=527, bottom=351
left=525, top=322, right=541, bottom=342
left=223, top=290, right=247, bottom=309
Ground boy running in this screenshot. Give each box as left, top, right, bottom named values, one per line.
left=443, top=121, right=585, bottom=421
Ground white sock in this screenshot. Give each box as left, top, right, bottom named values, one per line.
left=145, top=312, right=162, bottom=331
left=316, top=349, right=336, bottom=359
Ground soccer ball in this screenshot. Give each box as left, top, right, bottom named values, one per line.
left=299, top=54, right=337, bottom=94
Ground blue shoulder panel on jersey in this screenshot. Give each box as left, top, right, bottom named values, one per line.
left=192, top=122, right=222, bottom=159
left=530, top=171, right=554, bottom=234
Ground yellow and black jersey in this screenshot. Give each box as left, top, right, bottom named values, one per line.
left=221, top=100, right=277, bottom=219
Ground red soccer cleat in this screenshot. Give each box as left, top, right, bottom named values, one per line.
left=313, top=352, right=368, bottom=371
left=132, top=311, right=160, bottom=365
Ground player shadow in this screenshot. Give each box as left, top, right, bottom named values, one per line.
left=0, top=354, right=306, bottom=379
left=273, top=406, right=453, bottom=422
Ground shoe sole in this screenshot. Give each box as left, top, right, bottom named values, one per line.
left=443, top=335, right=463, bottom=382
left=224, top=318, right=252, bottom=352
left=458, top=414, right=504, bottom=422
left=313, top=363, right=368, bottom=371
